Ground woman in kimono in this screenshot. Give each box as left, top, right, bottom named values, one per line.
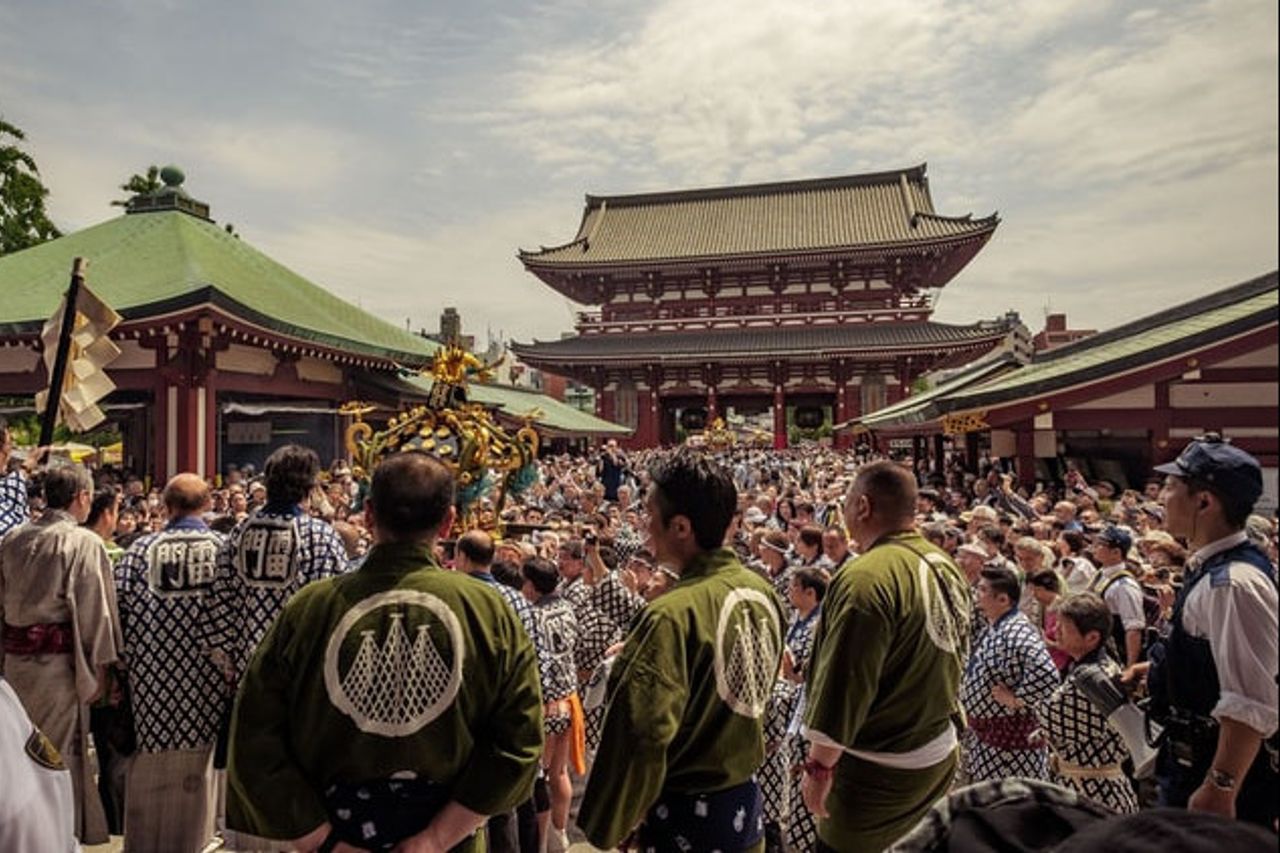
left=996, top=592, right=1139, bottom=813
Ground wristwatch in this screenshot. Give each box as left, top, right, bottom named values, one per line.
left=1205, top=767, right=1236, bottom=792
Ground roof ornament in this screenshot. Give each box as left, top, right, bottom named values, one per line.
left=123, top=163, right=211, bottom=219
left=342, top=343, right=540, bottom=533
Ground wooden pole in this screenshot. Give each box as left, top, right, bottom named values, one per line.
left=38, top=258, right=86, bottom=448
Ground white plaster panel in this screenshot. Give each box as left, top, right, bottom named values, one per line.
left=217, top=344, right=277, bottom=375
left=1170, top=382, right=1279, bottom=408
left=0, top=346, right=40, bottom=373
left=111, top=339, right=155, bottom=370
left=295, top=357, right=343, bottom=385
left=1211, top=342, right=1278, bottom=369
left=1068, top=385, right=1155, bottom=410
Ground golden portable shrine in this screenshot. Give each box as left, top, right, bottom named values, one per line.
left=342, top=345, right=542, bottom=531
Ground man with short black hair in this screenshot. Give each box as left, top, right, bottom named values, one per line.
left=579, top=449, right=784, bottom=852
left=801, top=461, right=971, bottom=852
left=521, top=556, right=580, bottom=851
left=1148, top=435, right=1278, bottom=827
left=959, top=565, right=1059, bottom=784
left=200, top=444, right=347, bottom=686
left=0, top=463, right=119, bottom=844
left=227, top=452, right=544, bottom=852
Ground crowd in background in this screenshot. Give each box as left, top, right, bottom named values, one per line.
left=2, top=421, right=1277, bottom=851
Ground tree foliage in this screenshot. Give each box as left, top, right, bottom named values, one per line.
left=111, top=164, right=162, bottom=207
left=0, top=117, right=61, bottom=255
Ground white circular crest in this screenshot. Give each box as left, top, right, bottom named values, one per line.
left=713, top=588, right=782, bottom=718
left=323, top=589, right=465, bottom=736
left=918, top=553, right=968, bottom=656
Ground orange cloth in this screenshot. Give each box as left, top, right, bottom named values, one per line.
left=568, top=693, right=587, bottom=777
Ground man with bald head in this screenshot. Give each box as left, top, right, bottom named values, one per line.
left=114, top=472, right=226, bottom=852
left=801, top=461, right=971, bottom=852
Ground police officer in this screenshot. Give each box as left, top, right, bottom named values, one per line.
left=1148, top=434, right=1278, bottom=827
left=0, top=675, right=77, bottom=851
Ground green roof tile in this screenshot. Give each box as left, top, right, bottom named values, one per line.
left=400, top=374, right=631, bottom=437
left=947, top=279, right=1277, bottom=411
left=0, top=210, right=437, bottom=363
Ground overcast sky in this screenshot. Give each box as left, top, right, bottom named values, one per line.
left=2, top=0, right=1276, bottom=347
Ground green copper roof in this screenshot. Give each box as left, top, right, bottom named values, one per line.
left=400, top=374, right=631, bottom=437
left=847, top=354, right=1020, bottom=430
left=855, top=272, right=1277, bottom=431
left=0, top=210, right=437, bottom=364
left=945, top=274, right=1277, bottom=411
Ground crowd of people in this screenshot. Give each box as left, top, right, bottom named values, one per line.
left=1, top=417, right=1277, bottom=852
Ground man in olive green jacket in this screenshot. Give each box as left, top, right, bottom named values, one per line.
left=802, top=461, right=971, bottom=852
left=227, top=453, right=543, bottom=852
left=579, top=450, right=784, bottom=852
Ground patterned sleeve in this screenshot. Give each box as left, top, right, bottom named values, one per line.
left=1006, top=623, right=1059, bottom=707
left=112, top=543, right=143, bottom=653
left=589, top=573, right=646, bottom=627
left=0, top=471, right=27, bottom=537
left=301, top=519, right=347, bottom=581
left=574, top=605, right=617, bottom=675
left=199, top=526, right=244, bottom=679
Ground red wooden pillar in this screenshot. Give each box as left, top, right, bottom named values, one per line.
left=835, top=380, right=859, bottom=450
left=202, top=373, right=218, bottom=481
left=1016, top=425, right=1036, bottom=487
left=152, top=358, right=170, bottom=485
left=1151, top=381, right=1174, bottom=466
left=599, top=388, right=618, bottom=430
left=635, top=388, right=660, bottom=448
left=773, top=386, right=787, bottom=449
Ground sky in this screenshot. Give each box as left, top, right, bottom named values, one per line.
left=1, top=0, right=1276, bottom=348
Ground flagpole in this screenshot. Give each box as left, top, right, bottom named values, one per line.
left=38, top=257, right=87, bottom=448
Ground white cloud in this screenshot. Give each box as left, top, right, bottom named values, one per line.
left=248, top=202, right=586, bottom=345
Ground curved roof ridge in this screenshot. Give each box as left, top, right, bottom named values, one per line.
left=581, top=164, right=928, bottom=209
left=915, top=210, right=1000, bottom=227
left=1032, top=270, right=1277, bottom=363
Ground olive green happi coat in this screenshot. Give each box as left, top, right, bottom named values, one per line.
left=579, top=548, right=785, bottom=849
left=227, top=542, right=543, bottom=850
left=804, top=531, right=971, bottom=851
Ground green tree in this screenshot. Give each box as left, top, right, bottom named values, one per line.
left=111, top=164, right=162, bottom=207
left=0, top=117, right=61, bottom=255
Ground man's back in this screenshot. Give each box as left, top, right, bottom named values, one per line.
left=0, top=512, right=117, bottom=660
left=200, top=505, right=346, bottom=679
left=227, top=542, right=543, bottom=850
left=808, top=531, right=969, bottom=754
left=579, top=547, right=784, bottom=847
left=114, top=522, right=226, bottom=753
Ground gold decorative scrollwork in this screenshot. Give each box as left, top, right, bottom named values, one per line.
left=340, top=345, right=540, bottom=534
left=941, top=410, right=989, bottom=436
